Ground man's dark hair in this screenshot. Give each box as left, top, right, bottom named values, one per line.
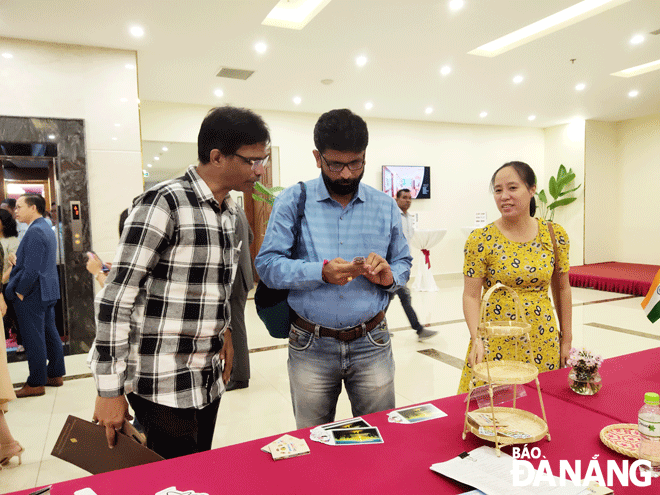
left=197, top=106, right=270, bottom=164
left=396, top=188, right=411, bottom=199
left=314, top=109, right=369, bottom=154
left=1, top=198, right=16, bottom=209
left=21, top=194, right=46, bottom=215
left=0, top=209, right=18, bottom=237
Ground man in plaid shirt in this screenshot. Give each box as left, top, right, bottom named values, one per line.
left=89, top=106, right=270, bottom=459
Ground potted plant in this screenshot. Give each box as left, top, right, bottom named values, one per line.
left=536, top=164, right=581, bottom=221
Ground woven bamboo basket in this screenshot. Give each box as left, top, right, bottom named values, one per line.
left=467, top=406, right=548, bottom=445
left=600, top=423, right=641, bottom=459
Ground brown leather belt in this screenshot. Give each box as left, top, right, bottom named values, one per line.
left=293, top=311, right=385, bottom=342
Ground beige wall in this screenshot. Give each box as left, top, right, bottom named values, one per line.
left=0, top=37, right=144, bottom=261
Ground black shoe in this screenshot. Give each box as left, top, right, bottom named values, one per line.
left=225, top=380, right=249, bottom=391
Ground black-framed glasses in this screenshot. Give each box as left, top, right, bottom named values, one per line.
left=318, top=152, right=365, bottom=172
left=233, top=153, right=270, bottom=170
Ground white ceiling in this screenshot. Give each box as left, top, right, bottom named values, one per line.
left=1, top=0, right=659, bottom=129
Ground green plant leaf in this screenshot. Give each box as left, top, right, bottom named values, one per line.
left=253, top=181, right=272, bottom=196
left=557, top=164, right=567, bottom=180
left=251, top=193, right=272, bottom=204
left=558, top=184, right=581, bottom=196
left=548, top=176, right=559, bottom=199
left=270, top=186, right=285, bottom=193
left=548, top=197, right=576, bottom=209
left=556, top=172, right=576, bottom=191
left=537, top=190, right=548, bottom=204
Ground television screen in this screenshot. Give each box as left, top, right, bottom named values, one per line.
left=382, top=166, right=430, bottom=199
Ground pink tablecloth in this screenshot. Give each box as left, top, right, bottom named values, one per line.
left=530, top=346, right=660, bottom=423
left=8, top=389, right=658, bottom=495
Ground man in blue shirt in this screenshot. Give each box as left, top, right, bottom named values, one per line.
left=255, top=109, right=412, bottom=428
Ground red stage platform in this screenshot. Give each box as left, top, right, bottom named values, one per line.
left=569, top=262, right=660, bottom=296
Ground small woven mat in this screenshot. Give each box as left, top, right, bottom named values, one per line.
left=600, top=423, right=640, bottom=459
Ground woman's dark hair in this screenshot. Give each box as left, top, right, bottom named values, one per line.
left=314, top=109, right=369, bottom=154
left=197, top=106, right=270, bottom=163
left=491, top=161, right=537, bottom=217
left=0, top=209, right=18, bottom=237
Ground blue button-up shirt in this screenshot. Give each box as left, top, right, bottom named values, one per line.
left=255, top=175, right=412, bottom=329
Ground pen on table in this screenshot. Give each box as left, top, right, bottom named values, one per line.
left=28, top=486, right=52, bottom=495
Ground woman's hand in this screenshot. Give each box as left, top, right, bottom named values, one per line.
left=86, top=252, right=104, bottom=276
left=468, top=338, right=484, bottom=368
left=560, top=339, right=572, bottom=368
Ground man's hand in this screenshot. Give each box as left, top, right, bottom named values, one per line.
left=92, top=395, right=132, bottom=449
left=7, top=253, right=16, bottom=266
left=0, top=295, right=7, bottom=317
left=16, top=293, right=24, bottom=301
left=362, top=253, right=394, bottom=287
left=321, top=258, right=366, bottom=285
left=220, top=329, right=234, bottom=385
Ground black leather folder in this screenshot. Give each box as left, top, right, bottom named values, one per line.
left=51, top=415, right=164, bottom=474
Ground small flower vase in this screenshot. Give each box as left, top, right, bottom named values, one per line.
left=568, top=367, right=602, bottom=395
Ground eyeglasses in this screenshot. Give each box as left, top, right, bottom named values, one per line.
left=233, top=153, right=270, bottom=170
left=318, top=152, right=365, bottom=173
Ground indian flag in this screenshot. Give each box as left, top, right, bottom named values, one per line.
left=642, top=268, right=660, bottom=323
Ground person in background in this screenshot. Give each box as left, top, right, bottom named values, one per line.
left=6, top=194, right=64, bottom=398
left=392, top=188, right=437, bottom=341
left=0, top=210, right=20, bottom=344
left=457, top=161, right=572, bottom=393
left=89, top=106, right=270, bottom=459
left=256, top=108, right=412, bottom=429
left=85, top=209, right=129, bottom=288
left=0, top=199, right=27, bottom=243
left=225, top=200, right=254, bottom=391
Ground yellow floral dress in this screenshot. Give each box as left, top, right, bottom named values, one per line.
left=457, top=219, right=570, bottom=394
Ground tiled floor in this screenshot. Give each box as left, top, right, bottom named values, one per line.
left=3, top=276, right=659, bottom=493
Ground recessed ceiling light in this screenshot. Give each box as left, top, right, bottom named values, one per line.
left=469, top=0, right=632, bottom=57
left=628, top=90, right=639, bottom=97
left=154, top=156, right=160, bottom=161
left=449, top=0, right=464, bottom=11
left=255, top=42, right=268, bottom=54
left=48, top=134, right=56, bottom=140
left=356, top=55, right=367, bottom=67
left=440, top=65, right=451, bottom=76
left=365, top=102, right=373, bottom=110
left=130, top=26, right=144, bottom=37
left=125, top=64, right=135, bottom=69
left=293, top=96, right=302, bottom=105
left=513, top=75, right=524, bottom=84
left=147, top=163, right=152, bottom=168
left=214, top=89, right=224, bottom=98
left=425, top=107, right=433, bottom=114
left=120, top=97, right=128, bottom=102
left=480, top=111, right=488, bottom=118
left=115, top=123, right=121, bottom=127
left=112, top=137, right=118, bottom=141
left=575, top=83, right=586, bottom=91
left=2, top=53, right=13, bottom=59
left=630, top=34, right=644, bottom=45
left=162, top=146, right=168, bottom=152
left=612, top=59, right=660, bottom=78
left=262, top=0, right=332, bottom=30
left=528, top=115, right=536, bottom=121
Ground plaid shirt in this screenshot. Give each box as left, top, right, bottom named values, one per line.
left=89, top=165, right=239, bottom=409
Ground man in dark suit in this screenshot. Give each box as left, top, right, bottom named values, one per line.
left=6, top=194, right=65, bottom=397
left=226, top=202, right=254, bottom=391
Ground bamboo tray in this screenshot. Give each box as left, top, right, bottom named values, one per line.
left=600, top=424, right=640, bottom=459
left=472, top=360, right=539, bottom=384
left=467, top=406, right=548, bottom=446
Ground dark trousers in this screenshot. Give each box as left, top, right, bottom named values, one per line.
left=14, top=293, right=65, bottom=386
left=127, top=393, right=221, bottom=460
left=229, top=279, right=250, bottom=382
left=392, top=286, right=424, bottom=333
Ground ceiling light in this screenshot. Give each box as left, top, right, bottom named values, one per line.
left=154, top=156, right=160, bottom=161
left=365, top=102, right=373, bottom=110
left=356, top=55, right=367, bottom=67
left=630, top=34, right=644, bottom=45
left=293, top=96, right=302, bottom=105
left=611, top=59, right=660, bottom=78
left=469, top=0, right=631, bottom=57
left=528, top=115, right=536, bottom=121
left=255, top=42, right=268, bottom=54
left=2, top=53, right=13, bottom=59
left=575, top=83, right=586, bottom=91
left=628, top=90, right=639, bottom=97
left=440, top=65, right=451, bottom=76
left=262, top=0, right=332, bottom=30
left=513, top=75, right=524, bottom=84
left=214, top=89, right=224, bottom=97
left=425, top=107, right=433, bottom=114
left=480, top=111, right=488, bottom=118
left=112, top=137, right=118, bottom=141
left=125, top=64, right=135, bottom=69
left=120, top=97, right=128, bottom=102
left=449, top=0, right=464, bottom=11
left=162, top=146, right=168, bottom=152
left=115, top=123, right=121, bottom=127
left=147, top=163, right=152, bottom=168
left=48, top=134, right=56, bottom=140
left=130, top=26, right=144, bottom=37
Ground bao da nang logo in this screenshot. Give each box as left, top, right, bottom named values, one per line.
left=511, top=445, right=653, bottom=488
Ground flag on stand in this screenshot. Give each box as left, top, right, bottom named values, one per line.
left=641, top=268, right=660, bottom=323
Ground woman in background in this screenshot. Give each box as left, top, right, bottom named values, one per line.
left=0, top=209, right=19, bottom=343
left=457, top=161, right=573, bottom=393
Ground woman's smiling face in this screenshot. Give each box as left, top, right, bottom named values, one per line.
left=492, top=165, right=536, bottom=218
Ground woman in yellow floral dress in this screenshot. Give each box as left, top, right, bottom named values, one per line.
left=457, top=161, right=573, bottom=393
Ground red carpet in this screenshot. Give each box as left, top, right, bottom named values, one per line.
left=569, top=262, right=660, bottom=296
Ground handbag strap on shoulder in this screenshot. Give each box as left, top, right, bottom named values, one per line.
left=291, top=182, right=307, bottom=257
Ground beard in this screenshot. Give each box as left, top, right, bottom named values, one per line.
left=321, top=168, right=364, bottom=196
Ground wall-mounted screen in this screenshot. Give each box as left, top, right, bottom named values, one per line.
left=382, top=166, right=430, bottom=199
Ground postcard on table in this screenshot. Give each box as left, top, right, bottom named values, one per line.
left=330, top=427, right=384, bottom=445
left=388, top=403, right=447, bottom=424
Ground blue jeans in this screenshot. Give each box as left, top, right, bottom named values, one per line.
left=288, top=319, right=395, bottom=429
